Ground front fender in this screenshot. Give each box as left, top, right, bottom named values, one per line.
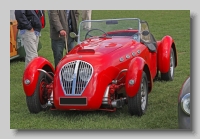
left=125, top=57, right=145, bottom=98
left=157, top=35, right=175, bottom=73
left=23, top=57, right=55, bottom=96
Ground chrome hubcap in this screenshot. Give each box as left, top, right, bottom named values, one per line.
left=170, top=53, right=174, bottom=77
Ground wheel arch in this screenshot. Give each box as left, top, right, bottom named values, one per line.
left=157, top=35, right=177, bottom=73
left=23, top=57, right=55, bottom=97
left=125, top=57, right=150, bottom=97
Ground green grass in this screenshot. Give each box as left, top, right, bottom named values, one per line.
left=10, top=10, right=190, bottom=129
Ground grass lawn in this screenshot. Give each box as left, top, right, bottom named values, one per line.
left=10, top=10, right=190, bottom=129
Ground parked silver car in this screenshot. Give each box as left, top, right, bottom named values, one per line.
left=178, top=76, right=190, bottom=129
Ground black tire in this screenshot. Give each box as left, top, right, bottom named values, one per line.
left=161, top=48, right=175, bottom=81
left=127, top=71, right=148, bottom=116
left=26, top=72, right=50, bottom=113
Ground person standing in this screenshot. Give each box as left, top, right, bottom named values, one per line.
left=66, top=10, right=79, bottom=52
left=82, top=10, right=92, bottom=30
left=48, top=10, right=79, bottom=69
left=15, top=10, right=44, bottom=68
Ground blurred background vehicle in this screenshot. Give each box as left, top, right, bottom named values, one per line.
left=178, top=76, right=190, bottom=129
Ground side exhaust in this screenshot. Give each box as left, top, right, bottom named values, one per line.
left=111, top=97, right=126, bottom=108
left=102, top=85, right=126, bottom=108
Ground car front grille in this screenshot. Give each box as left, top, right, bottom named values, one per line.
left=59, top=60, right=93, bottom=96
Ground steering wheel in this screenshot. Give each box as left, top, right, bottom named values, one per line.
left=85, top=28, right=108, bottom=40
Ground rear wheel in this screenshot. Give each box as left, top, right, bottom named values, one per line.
left=128, top=71, right=148, bottom=116
left=26, top=72, right=50, bottom=113
left=161, top=48, right=175, bottom=81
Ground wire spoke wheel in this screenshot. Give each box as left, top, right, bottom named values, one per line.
left=141, top=77, right=147, bottom=111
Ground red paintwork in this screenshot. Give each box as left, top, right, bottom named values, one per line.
left=23, top=29, right=177, bottom=111
left=23, top=57, right=55, bottom=96
left=157, top=35, right=176, bottom=73
left=106, top=30, right=138, bottom=36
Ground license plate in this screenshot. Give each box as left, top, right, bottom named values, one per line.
left=59, top=97, right=87, bottom=105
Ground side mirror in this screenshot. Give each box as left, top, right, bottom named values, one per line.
left=70, top=32, right=77, bottom=38
left=142, top=30, right=150, bottom=36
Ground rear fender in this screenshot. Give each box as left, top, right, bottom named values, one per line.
left=157, top=35, right=177, bottom=73
left=125, top=57, right=145, bottom=98
left=23, top=57, right=55, bottom=96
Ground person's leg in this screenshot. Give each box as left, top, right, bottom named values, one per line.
left=51, top=39, right=65, bottom=68
left=86, top=10, right=92, bottom=29
left=22, top=30, right=39, bottom=68
left=82, top=10, right=87, bottom=29
left=67, top=34, right=75, bottom=52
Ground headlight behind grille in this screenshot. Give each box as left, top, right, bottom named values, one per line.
left=79, top=68, right=92, bottom=82
left=62, top=68, right=74, bottom=81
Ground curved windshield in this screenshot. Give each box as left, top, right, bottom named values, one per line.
left=77, top=18, right=140, bottom=43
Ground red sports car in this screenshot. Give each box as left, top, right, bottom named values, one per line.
left=23, top=18, right=177, bottom=116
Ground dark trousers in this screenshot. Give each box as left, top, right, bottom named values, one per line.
left=51, top=35, right=75, bottom=68
left=67, top=33, right=75, bottom=52
left=51, top=39, right=65, bottom=68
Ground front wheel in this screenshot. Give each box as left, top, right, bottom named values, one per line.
left=26, top=72, right=50, bottom=113
left=161, top=48, right=175, bottom=81
left=127, top=71, right=148, bottom=116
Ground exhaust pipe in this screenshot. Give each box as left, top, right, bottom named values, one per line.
left=111, top=97, right=126, bottom=108
left=102, top=85, right=110, bottom=105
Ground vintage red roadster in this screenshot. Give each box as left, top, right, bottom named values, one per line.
left=23, top=18, right=177, bottom=116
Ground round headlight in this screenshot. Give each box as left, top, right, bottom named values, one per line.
left=63, top=68, right=74, bottom=81
left=24, top=79, right=30, bottom=85
left=79, top=68, right=91, bottom=82
left=181, top=93, right=190, bottom=115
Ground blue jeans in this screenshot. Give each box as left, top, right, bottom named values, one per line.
left=51, top=35, right=75, bottom=68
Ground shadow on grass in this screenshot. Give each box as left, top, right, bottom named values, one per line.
left=42, top=105, right=134, bottom=118
left=10, top=57, right=25, bottom=63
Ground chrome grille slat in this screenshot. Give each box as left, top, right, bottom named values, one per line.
left=71, top=60, right=80, bottom=95
left=59, top=60, right=93, bottom=96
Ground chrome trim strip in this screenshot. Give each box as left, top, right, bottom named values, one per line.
left=71, top=60, right=80, bottom=95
